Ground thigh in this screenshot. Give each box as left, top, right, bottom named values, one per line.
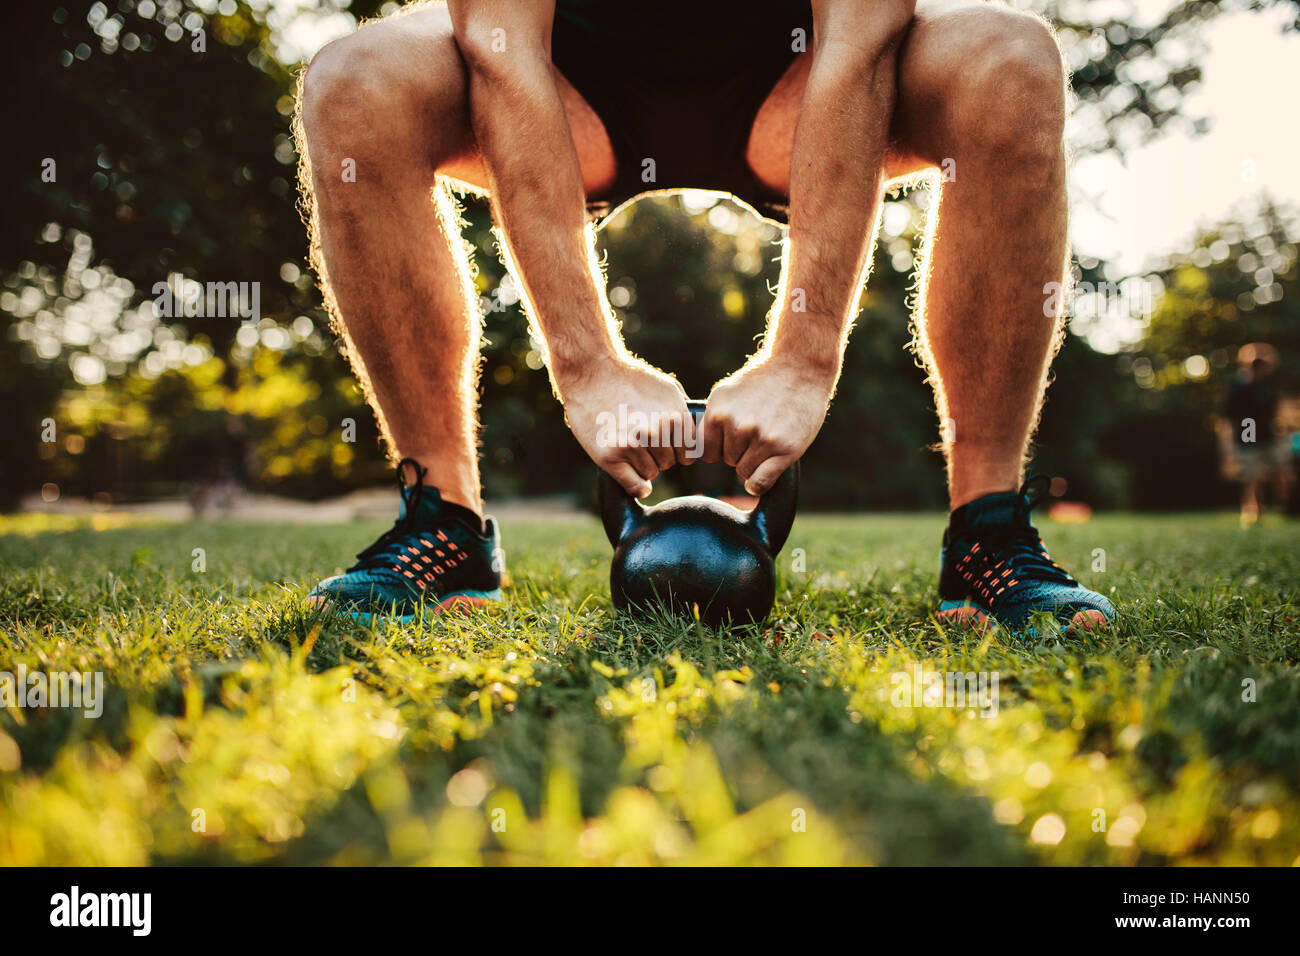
left=337, top=2, right=616, bottom=196
left=745, top=0, right=989, bottom=192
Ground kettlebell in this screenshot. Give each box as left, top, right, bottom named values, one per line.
left=598, top=400, right=799, bottom=627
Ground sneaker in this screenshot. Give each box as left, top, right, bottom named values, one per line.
left=937, top=476, right=1114, bottom=633
left=308, top=457, right=502, bottom=624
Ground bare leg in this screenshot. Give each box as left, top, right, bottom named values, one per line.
left=1241, top=477, right=1262, bottom=525
left=748, top=0, right=1070, bottom=509
left=296, top=5, right=614, bottom=512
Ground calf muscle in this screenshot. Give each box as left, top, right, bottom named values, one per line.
left=296, top=10, right=486, bottom=511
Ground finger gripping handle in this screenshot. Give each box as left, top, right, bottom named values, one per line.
left=596, top=398, right=799, bottom=555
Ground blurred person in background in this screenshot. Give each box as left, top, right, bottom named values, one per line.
left=1279, top=394, right=1300, bottom=518
left=1220, top=343, right=1291, bottom=527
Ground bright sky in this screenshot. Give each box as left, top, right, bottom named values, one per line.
left=1070, top=2, right=1300, bottom=275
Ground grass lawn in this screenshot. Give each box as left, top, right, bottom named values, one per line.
left=1, top=510, right=1297, bottom=865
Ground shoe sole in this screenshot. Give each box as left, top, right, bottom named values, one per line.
left=937, top=599, right=1111, bottom=633
left=937, top=600, right=997, bottom=631
left=314, top=588, right=502, bottom=626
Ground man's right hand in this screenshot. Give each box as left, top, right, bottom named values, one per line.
left=556, top=354, right=696, bottom=498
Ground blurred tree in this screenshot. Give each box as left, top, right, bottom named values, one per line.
left=8, top=1, right=307, bottom=350
left=1046, top=0, right=1300, bottom=155
left=1139, top=200, right=1299, bottom=383
left=1101, top=199, right=1299, bottom=508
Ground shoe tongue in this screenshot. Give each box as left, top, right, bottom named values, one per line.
left=953, top=491, right=1030, bottom=532
left=399, top=482, right=444, bottom=526
left=399, top=483, right=485, bottom=534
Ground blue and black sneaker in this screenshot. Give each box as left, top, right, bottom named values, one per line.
left=308, top=457, right=502, bottom=624
left=938, top=476, right=1114, bottom=633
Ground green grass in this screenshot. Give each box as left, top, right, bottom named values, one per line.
left=1, top=511, right=1297, bottom=865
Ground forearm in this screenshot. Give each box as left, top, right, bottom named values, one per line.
left=458, top=33, right=622, bottom=386
left=767, top=1, right=914, bottom=380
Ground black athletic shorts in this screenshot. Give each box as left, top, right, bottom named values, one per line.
left=551, top=0, right=814, bottom=226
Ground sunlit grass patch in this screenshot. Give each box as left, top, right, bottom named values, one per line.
left=0, top=511, right=168, bottom=538
left=1, top=512, right=1297, bottom=864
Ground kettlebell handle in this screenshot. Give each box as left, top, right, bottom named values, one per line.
left=596, top=399, right=799, bottom=555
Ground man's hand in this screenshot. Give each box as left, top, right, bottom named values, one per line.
left=699, top=0, right=912, bottom=497
left=451, top=0, right=655, bottom=484
left=558, top=355, right=696, bottom=498
left=702, top=354, right=835, bottom=496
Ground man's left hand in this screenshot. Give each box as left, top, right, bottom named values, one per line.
left=701, top=354, right=836, bottom=495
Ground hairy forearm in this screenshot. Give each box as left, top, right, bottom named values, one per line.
left=767, top=4, right=914, bottom=380
left=462, top=53, right=622, bottom=385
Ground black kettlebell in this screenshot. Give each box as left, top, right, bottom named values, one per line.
left=598, top=400, right=799, bottom=627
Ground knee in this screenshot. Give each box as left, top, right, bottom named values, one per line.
left=298, top=31, right=390, bottom=154
left=298, top=16, right=471, bottom=189
left=953, top=11, right=1066, bottom=166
